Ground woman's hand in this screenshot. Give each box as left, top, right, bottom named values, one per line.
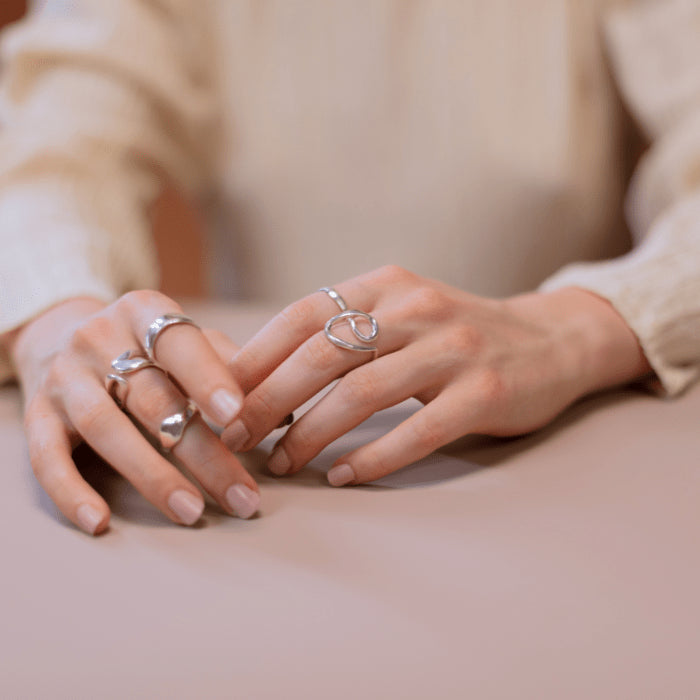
left=7, top=291, right=260, bottom=535
left=223, top=266, right=651, bottom=486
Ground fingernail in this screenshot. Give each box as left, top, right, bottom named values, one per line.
left=327, top=463, right=356, bottom=487
left=210, top=388, right=242, bottom=425
left=268, top=446, right=291, bottom=476
left=168, top=489, right=205, bottom=525
left=76, top=503, right=103, bottom=535
left=225, top=484, right=260, bottom=519
left=224, top=419, right=250, bottom=452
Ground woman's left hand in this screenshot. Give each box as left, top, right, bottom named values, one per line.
left=222, top=265, right=651, bottom=486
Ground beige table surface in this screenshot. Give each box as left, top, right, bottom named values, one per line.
left=1, top=302, right=699, bottom=699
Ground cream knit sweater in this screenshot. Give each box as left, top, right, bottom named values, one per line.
left=1, top=0, right=700, bottom=394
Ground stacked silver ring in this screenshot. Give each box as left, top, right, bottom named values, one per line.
left=105, top=313, right=201, bottom=452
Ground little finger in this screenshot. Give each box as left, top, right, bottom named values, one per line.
left=25, top=400, right=110, bottom=535
left=325, top=387, right=476, bottom=486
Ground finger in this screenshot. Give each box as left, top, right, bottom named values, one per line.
left=222, top=306, right=407, bottom=453
left=266, top=343, right=444, bottom=476
left=325, top=388, right=474, bottom=485
left=122, top=366, right=260, bottom=519
left=230, top=280, right=378, bottom=395
left=121, top=291, right=244, bottom=427
left=24, top=401, right=110, bottom=536
left=61, top=376, right=208, bottom=526
left=202, top=328, right=240, bottom=367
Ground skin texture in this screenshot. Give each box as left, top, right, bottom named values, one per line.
left=221, top=266, right=652, bottom=485
left=7, top=292, right=259, bottom=535
left=5, top=266, right=652, bottom=534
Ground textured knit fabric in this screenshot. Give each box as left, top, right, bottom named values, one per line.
left=0, top=0, right=699, bottom=395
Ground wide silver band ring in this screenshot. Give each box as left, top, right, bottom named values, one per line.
left=144, top=313, right=199, bottom=362
left=319, top=287, right=379, bottom=353
left=159, top=400, right=199, bottom=452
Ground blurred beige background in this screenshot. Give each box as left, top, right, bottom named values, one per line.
left=0, top=1, right=207, bottom=298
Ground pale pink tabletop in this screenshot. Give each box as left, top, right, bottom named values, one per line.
left=1, top=303, right=698, bottom=699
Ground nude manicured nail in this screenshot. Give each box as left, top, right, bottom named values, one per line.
left=224, top=420, right=250, bottom=452
left=268, top=446, right=291, bottom=476
left=210, top=388, right=242, bottom=425
left=225, top=484, right=260, bottom=519
left=76, top=503, right=103, bottom=535
left=168, top=489, right=205, bottom=525
left=327, top=463, right=356, bottom=487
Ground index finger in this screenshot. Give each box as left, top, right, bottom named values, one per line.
left=230, top=280, right=377, bottom=394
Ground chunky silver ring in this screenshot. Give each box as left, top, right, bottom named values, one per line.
left=318, top=287, right=379, bottom=353
left=159, top=400, right=199, bottom=452
left=105, top=373, right=130, bottom=408
left=144, top=313, right=199, bottom=362
left=111, top=350, right=158, bottom=375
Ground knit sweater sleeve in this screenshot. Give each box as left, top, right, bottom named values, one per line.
left=0, top=0, right=215, bottom=382
left=540, top=0, right=700, bottom=396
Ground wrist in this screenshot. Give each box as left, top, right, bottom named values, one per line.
left=507, top=287, right=652, bottom=397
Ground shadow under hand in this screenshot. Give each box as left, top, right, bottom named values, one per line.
left=305, top=388, right=646, bottom=489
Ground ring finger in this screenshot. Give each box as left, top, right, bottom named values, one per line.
left=222, top=304, right=408, bottom=453
left=116, top=358, right=261, bottom=519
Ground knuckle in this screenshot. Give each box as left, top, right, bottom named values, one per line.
left=443, top=324, right=485, bottom=356
left=407, top=286, right=451, bottom=320
left=72, top=398, right=112, bottom=439
left=280, top=298, right=318, bottom=332
left=44, top=356, right=72, bottom=394
left=70, top=315, right=113, bottom=353
left=412, top=417, right=448, bottom=450
left=337, top=370, right=378, bottom=407
left=474, top=368, right=509, bottom=407
left=246, top=385, right=278, bottom=424
left=120, top=289, right=179, bottom=315
left=355, top=445, right=390, bottom=480
left=303, top=335, right=339, bottom=372
left=376, top=264, right=412, bottom=284
left=130, top=378, right=179, bottom=426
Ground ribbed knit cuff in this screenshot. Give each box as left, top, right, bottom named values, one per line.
left=540, top=196, right=700, bottom=396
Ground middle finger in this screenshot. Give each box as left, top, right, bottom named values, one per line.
left=117, top=356, right=261, bottom=519
left=222, top=305, right=408, bottom=453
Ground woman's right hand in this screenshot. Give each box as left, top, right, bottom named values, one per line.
left=6, top=291, right=260, bottom=535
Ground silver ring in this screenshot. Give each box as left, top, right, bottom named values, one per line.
left=318, top=287, right=379, bottom=353
left=105, top=373, right=129, bottom=408
left=318, top=286, right=348, bottom=311
left=144, top=314, right=199, bottom=362
left=111, top=350, right=158, bottom=375
left=159, top=400, right=199, bottom=452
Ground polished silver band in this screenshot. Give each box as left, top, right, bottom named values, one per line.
left=144, top=313, right=199, bottom=362
left=318, top=287, right=379, bottom=353
left=318, top=286, right=348, bottom=312
left=159, top=400, right=199, bottom=452
left=105, top=373, right=130, bottom=408
left=111, top=350, right=158, bottom=375
left=106, top=350, right=160, bottom=409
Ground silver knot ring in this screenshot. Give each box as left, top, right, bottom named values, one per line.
left=144, top=313, right=199, bottom=362
left=318, top=287, right=379, bottom=353
left=159, top=400, right=200, bottom=452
